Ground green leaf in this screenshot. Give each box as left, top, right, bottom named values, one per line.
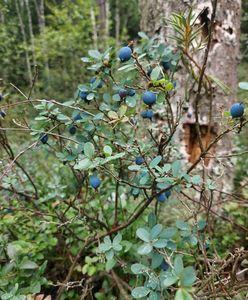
left=149, top=156, right=162, bottom=168
left=131, top=263, right=149, bottom=274
left=103, top=236, right=112, bottom=245
left=175, top=289, right=193, bottom=300
left=103, top=145, right=112, bottom=157
left=86, top=93, right=95, bottom=100
left=136, top=228, right=150, bottom=242
left=174, top=255, right=184, bottom=276
left=151, top=66, right=161, bottom=81
left=172, top=160, right=181, bottom=177
left=151, top=251, right=164, bottom=268
left=180, top=266, right=197, bottom=287
left=176, top=220, right=189, bottom=231
left=108, top=111, right=119, bottom=119
left=7, top=244, right=21, bottom=259
left=150, top=224, right=163, bottom=240
left=138, top=243, right=153, bottom=255
left=165, top=82, right=174, bottom=91
left=189, top=235, right=198, bottom=246
left=74, top=158, right=92, bottom=170
left=166, top=241, right=177, bottom=251
left=239, top=82, right=248, bottom=90
left=19, top=260, right=38, bottom=270
left=84, top=142, right=95, bottom=158
left=161, top=227, right=177, bottom=239
left=153, top=239, right=167, bottom=248
left=191, top=175, right=202, bottom=185
left=88, top=49, right=102, bottom=59
left=148, top=213, right=157, bottom=228
left=125, top=96, right=136, bottom=107
left=197, top=219, right=206, bottom=231
left=113, top=233, right=122, bottom=245
left=106, top=258, right=116, bottom=271
left=128, top=165, right=141, bottom=171
left=105, top=249, right=114, bottom=260
left=162, top=273, right=178, bottom=287
left=98, top=243, right=112, bottom=252
left=149, top=291, right=160, bottom=300
left=132, top=287, right=150, bottom=299
left=138, top=31, right=149, bottom=39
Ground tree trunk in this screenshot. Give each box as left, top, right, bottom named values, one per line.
left=90, top=4, right=98, bottom=49
left=96, top=0, right=109, bottom=47
left=139, top=0, right=241, bottom=189
left=115, top=0, right=120, bottom=46
left=33, top=0, right=49, bottom=75
left=24, top=0, right=36, bottom=66
left=15, top=0, right=33, bottom=86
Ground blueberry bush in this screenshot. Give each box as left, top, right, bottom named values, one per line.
left=0, top=9, right=248, bottom=300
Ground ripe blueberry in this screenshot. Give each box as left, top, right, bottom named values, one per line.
left=135, top=156, right=144, bottom=165
left=161, top=60, right=171, bottom=71
left=157, top=193, right=166, bottom=202
left=73, top=113, right=82, bottom=121
left=90, top=77, right=103, bottom=88
left=118, top=89, right=128, bottom=98
left=0, top=110, right=6, bottom=118
left=118, top=46, right=132, bottom=62
left=127, top=89, right=136, bottom=97
left=160, top=260, right=169, bottom=271
left=141, top=110, right=154, bottom=120
left=69, top=125, right=77, bottom=135
left=165, top=190, right=171, bottom=198
left=89, top=175, right=101, bottom=189
left=79, top=90, right=88, bottom=100
left=39, top=133, right=48, bottom=144
left=230, top=102, right=245, bottom=118
left=142, top=91, right=157, bottom=106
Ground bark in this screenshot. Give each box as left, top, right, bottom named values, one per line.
left=96, top=0, right=109, bottom=47
left=24, top=0, right=36, bottom=66
left=33, top=0, right=49, bottom=74
left=115, top=0, right=120, bottom=46
left=90, top=4, right=98, bottom=49
left=139, top=0, right=241, bottom=188
left=15, top=0, right=33, bottom=86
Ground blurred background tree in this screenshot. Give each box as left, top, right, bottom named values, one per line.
left=0, top=0, right=140, bottom=99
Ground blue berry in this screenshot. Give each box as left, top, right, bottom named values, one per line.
left=141, top=110, right=154, bottom=120
left=160, top=260, right=169, bottom=271
left=165, top=190, right=171, bottom=198
left=79, top=90, right=88, bottom=100
left=89, top=175, right=101, bottom=189
left=161, top=60, right=171, bottom=71
left=127, top=89, right=136, bottom=97
left=73, top=113, right=82, bottom=121
left=230, top=103, right=245, bottom=118
left=0, top=94, right=3, bottom=101
left=142, top=91, right=157, bottom=106
left=157, top=193, right=166, bottom=202
left=0, top=110, right=6, bottom=118
left=39, top=133, right=48, bottom=144
left=118, top=89, right=128, bottom=98
left=69, top=125, right=77, bottom=135
left=135, top=156, right=145, bottom=165
left=157, top=189, right=171, bottom=202
left=118, top=46, right=132, bottom=62
left=90, top=77, right=103, bottom=88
